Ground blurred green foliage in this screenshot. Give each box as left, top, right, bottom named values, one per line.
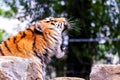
left=0, top=9, right=13, bottom=17
left=0, top=30, right=4, bottom=42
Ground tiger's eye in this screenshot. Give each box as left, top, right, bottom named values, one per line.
left=54, top=20, right=57, bottom=22
left=46, top=21, right=50, bottom=23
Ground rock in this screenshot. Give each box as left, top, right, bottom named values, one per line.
left=50, top=77, right=85, bottom=80
left=0, top=56, right=85, bottom=80
left=0, top=56, right=44, bottom=80
left=90, top=64, right=120, bottom=80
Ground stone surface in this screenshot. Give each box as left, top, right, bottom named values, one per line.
left=0, top=56, right=85, bottom=80
left=50, top=77, right=85, bottom=80
left=0, top=56, right=44, bottom=80
left=90, top=64, right=120, bottom=80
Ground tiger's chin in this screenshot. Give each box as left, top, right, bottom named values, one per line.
left=55, top=47, right=66, bottom=58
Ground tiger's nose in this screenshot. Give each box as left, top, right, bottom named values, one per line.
left=63, top=23, right=69, bottom=33
left=64, top=18, right=70, bottom=29
left=64, top=23, right=68, bottom=31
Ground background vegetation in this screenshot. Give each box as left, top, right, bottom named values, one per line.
left=0, top=0, right=120, bottom=80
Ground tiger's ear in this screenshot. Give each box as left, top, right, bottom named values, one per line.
left=35, top=22, right=42, bottom=32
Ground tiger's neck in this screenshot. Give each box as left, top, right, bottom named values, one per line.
left=33, top=27, right=61, bottom=57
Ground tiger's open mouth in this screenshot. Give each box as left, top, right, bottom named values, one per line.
left=62, top=23, right=69, bottom=33
left=60, top=44, right=66, bottom=53
left=61, top=25, right=69, bottom=53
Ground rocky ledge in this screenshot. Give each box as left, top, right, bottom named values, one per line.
left=50, top=77, right=85, bottom=80
left=0, top=56, right=43, bottom=80
left=0, top=56, right=85, bottom=80
left=90, top=64, right=120, bottom=80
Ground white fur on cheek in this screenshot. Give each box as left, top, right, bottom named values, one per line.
left=55, top=23, right=66, bottom=58
left=47, top=23, right=66, bottom=58
left=55, top=38, right=66, bottom=58
left=56, top=51, right=65, bottom=58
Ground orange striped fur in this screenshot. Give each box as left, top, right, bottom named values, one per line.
left=0, top=17, right=68, bottom=59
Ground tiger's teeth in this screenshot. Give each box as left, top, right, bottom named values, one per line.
left=62, top=47, right=66, bottom=53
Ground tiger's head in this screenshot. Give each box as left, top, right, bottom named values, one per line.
left=35, top=17, right=69, bottom=58
left=35, top=17, right=68, bottom=34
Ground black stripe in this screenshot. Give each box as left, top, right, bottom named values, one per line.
left=4, top=41, right=11, bottom=53
left=45, top=49, right=48, bottom=53
left=34, top=29, right=43, bottom=34
left=32, top=36, right=36, bottom=49
left=16, top=43, right=21, bottom=52
left=33, top=50, right=49, bottom=64
left=51, top=35, right=58, bottom=41
left=7, top=38, right=10, bottom=41
left=49, top=47, right=54, bottom=51
left=0, top=47, right=5, bottom=56
left=48, top=28, right=54, bottom=30
left=42, top=34, right=47, bottom=42
left=33, top=50, right=48, bottom=64
left=33, top=50, right=42, bottom=60
left=27, top=28, right=34, bottom=34
left=21, top=32, right=26, bottom=38
left=43, top=53, right=48, bottom=57
left=13, top=37, right=16, bottom=43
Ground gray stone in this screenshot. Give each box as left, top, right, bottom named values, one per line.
left=90, top=64, right=120, bottom=80
left=0, top=56, right=44, bottom=80
left=50, top=77, right=85, bottom=80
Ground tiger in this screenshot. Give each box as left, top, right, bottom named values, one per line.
left=0, top=17, right=69, bottom=80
